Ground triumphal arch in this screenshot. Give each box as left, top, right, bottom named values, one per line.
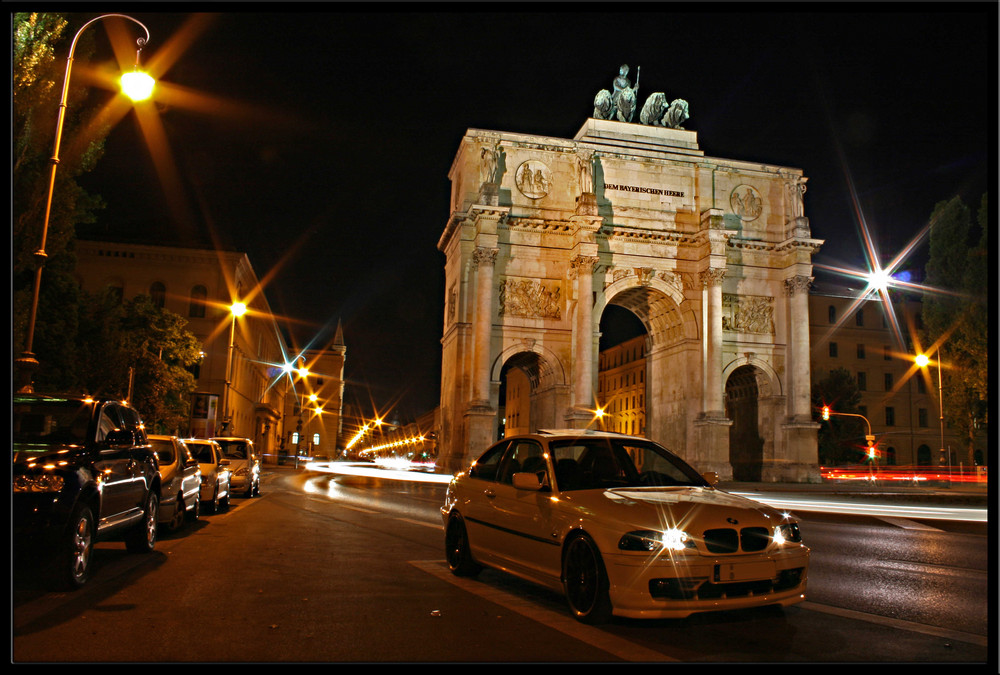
left=437, top=70, right=823, bottom=482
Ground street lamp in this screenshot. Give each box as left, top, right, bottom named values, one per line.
left=916, top=349, right=948, bottom=474
left=15, top=14, right=153, bottom=393
left=221, top=301, right=247, bottom=434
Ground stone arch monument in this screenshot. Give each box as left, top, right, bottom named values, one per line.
left=437, top=96, right=823, bottom=482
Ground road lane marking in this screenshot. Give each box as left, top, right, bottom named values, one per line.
left=411, top=560, right=678, bottom=662
left=875, top=516, right=943, bottom=531
left=800, top=601, right=987, bottom=647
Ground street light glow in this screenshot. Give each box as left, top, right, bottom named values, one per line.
left=120, top=70, right=155, bottom=101
left=230, top=301, right=247, bottom=317
left=915, top=353, right=930, bottom=368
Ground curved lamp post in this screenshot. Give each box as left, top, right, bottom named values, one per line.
left=221, top=301, right=247, bottom=435
left=16, top=14, right=153, bottom=393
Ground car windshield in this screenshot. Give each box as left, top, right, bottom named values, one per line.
left=550, top=437, right=708, bottom=491
left=215, top=440, right=247, bottom=459
left=150, top=439, right=176, bottom=464
left=188, top=443, right=216, bottom=463
left=13, top=398, right=93, bottom=449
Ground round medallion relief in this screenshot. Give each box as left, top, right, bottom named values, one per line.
left=515, top=160, right=551, bottom=199
left=730, top=185, right=764, bottom=221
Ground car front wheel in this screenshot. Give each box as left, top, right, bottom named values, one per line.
left=563, top=534, right=613, bottom=624
left=57, top=504, right=95, bottom=590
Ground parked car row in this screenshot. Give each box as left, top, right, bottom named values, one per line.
left=13, top=394, right=262, bottom=590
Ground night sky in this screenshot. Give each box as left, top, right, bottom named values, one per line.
left=69, top=6, right=994, bottom=422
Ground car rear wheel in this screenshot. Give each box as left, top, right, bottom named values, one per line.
left=167, top=497, right=185, bottom=531
left=563, top=534, right=613, bottom=624
left=125, top=491, right=158, bottom=554
left=57, top=504, right=95, bottom=590
left=445, top=513, right=481, bottom=577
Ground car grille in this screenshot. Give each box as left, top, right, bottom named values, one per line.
left=649, top=568, right=805, bottom=601
left=703, top=526, right=770, bottom=553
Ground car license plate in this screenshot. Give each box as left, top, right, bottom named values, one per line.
left=714, top=561, right=775, bottom=582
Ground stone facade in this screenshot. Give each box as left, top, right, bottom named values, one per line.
left=437, top=118, right=823, bottom=481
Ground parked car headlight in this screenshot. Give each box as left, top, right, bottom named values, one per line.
left=773, top=522, right=802, bottom=546
left=13, top=473, right=65, bottom=493
left=619, top=529, right=695, bottom=552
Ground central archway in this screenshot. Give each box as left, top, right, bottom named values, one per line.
left=596, top=278, right=698, bottom=457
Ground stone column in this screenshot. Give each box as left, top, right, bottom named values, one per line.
left=572, top=255, right=600, bottom=413
left=471, top=246, right=498, bottom=407
left=780, top=274, right=821, bottom=483
left=784, top=275, right=813, bottom=421
left=702, top=267, right=727, bottom=416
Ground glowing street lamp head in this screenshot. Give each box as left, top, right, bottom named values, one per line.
left=915, top=354, right=930, bottom=368
left=229, top=302, right=247, bottom=317
left=120, top=69, right=155, bottom=101
left=865, top=267, right=892, bottom=294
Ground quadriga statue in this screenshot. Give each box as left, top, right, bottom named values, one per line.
left=639, top=92, right=690, bottom=129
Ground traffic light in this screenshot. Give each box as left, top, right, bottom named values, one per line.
left=822, top=405, right=830, bottom=421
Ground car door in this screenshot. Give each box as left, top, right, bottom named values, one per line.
left=459, top=441, right=509, bottom=561
left=488, top=439, right=562, bottom=581
left=177, top=439, right=201, bottom=506
left=92, top=403, right=140, bottom=528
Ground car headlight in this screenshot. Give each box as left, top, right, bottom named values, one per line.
left=773, top=522, right=802, bottom=546
left=619, top=529, right=695, bottom=552
left=13, top=473, right=65, bottom=493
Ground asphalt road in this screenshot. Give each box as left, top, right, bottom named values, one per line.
left=11, top=465, right=991, bottom=663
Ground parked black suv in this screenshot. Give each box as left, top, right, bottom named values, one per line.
left=13, top=394, right=161, bottom=589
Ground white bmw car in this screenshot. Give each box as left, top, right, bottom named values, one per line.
left=442, top=430, right=809, bottom=623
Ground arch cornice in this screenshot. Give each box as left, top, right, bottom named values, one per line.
left=722, top=353, right=783, bottom=398
left=490, top=339, right=568, bottom=388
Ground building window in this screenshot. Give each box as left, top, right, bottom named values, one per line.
left=189, top=285, right=207, bottom=318
left=855, top=309, right=864, bottom=326
left=883, top=345, right=892, bottom=361
left=918, top=408, right=929, bottom=427
left=829, top=342, right=838, bottom=358
left=916, top=376, right=927, bottom=394
left=149, top=282, right=166, bottom=308
left=884, top=406, right=895, bottom=426
left=857, top=343, right=866, bottom=359
left=857, top=372, right=867, bottom=391
left=884, top=373, right=893, bottom=391
left=828, top=305, right=837, bottom=324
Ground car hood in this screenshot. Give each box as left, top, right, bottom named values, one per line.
left=561, top=486, right=786, bottom=531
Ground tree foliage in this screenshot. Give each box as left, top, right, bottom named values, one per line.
left=921, top=194, right=989, bottom=466
left=812, top=367, right=866, bottom=465
left=76, top=293, right=202, bottom=434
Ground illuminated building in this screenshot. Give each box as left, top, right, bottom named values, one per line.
left=73, top=240, right=291, bottom=460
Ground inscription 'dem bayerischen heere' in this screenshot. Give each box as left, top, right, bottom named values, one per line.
left=604, top=183, right=685, bottom=197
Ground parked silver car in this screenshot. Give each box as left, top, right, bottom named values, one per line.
left=184, top=439, right=231, bottom=513
left=148, top=435, right=202, bottom=531
left=212, top=437, right=261, bottom=497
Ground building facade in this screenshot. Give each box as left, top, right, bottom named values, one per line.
left=437, top=118, right=823, bottom=481
left=73, top=240, right=343, bottom=462
left=808, top=284, right=980, bottom=467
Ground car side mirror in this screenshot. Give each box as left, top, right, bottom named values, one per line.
left=701, top=471, right=719, bottom=486
left=100, top=428, right=134, bottom=450
left=512, top=472, right=545, bottom=491
left=219, top=459, right=231, bottom=467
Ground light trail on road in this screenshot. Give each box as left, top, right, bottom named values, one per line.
left=304, top=462, right=986, bottom=523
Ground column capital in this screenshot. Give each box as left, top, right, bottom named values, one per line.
left=472, top=247, right=499, bottom=267
left=783, top=274, right=813, bottom=296
left=700, top=267, right=726, bottom=287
